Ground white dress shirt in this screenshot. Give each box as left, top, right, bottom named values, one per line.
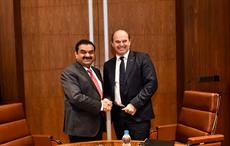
left=114, top=50, right=129, bottom=106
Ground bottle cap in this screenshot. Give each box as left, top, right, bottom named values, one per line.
left=124, top=130, right=129, bottom=134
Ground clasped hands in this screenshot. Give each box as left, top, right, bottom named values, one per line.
left=101, top=99, right=136, bottom=115
left=101, top=98, right=112, bottom=112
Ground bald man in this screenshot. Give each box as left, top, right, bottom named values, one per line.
left=103, top=30, right=158, bottom=140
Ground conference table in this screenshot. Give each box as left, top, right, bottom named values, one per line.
left=58, top=140, right=143, bottom=146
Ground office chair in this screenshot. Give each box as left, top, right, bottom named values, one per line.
left=154, top=90, right=224, bottom=146
left=0, top=102, right=62, bottom=146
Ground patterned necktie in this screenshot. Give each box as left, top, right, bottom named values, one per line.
left=119, top=56, right=126, bottom=103
left=87, top=69, right=103, bottom=98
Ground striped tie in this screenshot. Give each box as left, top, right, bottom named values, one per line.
left=87, top=69, right=103, bottom=98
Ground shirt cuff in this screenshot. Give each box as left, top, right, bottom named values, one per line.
left=100, top=103, right=103, bottom=111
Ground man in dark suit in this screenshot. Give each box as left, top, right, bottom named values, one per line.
left=103, top=30, right=158, bottom=140
left=61, top=39, right=112, bottom=143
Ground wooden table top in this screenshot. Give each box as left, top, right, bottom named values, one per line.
left=58, top=140, right=143, bottom=146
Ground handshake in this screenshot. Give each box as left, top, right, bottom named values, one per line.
left=101, top=98, right=112, bottom=112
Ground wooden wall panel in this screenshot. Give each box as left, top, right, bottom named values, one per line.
left=0, top=0, right=22, bottom=103
left=180, top=0, right=230, bottom=145
left=20, top=0, right=94, bottom=142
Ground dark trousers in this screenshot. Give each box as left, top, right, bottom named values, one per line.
left=69, top=116, right=104, bottom=143
left=112, top=105, right=151, bottom=140
left=69, top=127, right=103, bottom=143
left=69, top=133, right=102, bottom=143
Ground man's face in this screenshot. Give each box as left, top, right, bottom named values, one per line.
left=111, top=30, right=131, bottom=56
left=75, top=44, right=95, bottom=68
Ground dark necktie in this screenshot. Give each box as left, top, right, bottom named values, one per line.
left=119, top=56, right=126, bottom=104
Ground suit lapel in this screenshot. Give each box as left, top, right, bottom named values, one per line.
left=125, top=51, right=135, bottom=81
left=74, top=62, right=88, bottom=76
left=75, top=62, right=99, bottom=94
left=110, top=57, right=116, bottom=84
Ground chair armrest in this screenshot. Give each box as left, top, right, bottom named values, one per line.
left=149, top=129, right=157, bottom=139
left=156, top=124, right=177, bottom=141
left=188, top=134, right=224, bottom=145
left=32, top=135, right=62, bottom=146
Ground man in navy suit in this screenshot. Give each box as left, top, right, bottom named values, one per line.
left=61, top=39, right=112, bottom=142
left=103, top=30, right=158, bottom=140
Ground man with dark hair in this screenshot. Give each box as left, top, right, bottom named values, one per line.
left=61, top=39, right=112, bottom=142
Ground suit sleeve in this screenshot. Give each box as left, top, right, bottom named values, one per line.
left=60, top=68, right=101, bottom=115
left=103, top=63, right=112, bottom=101
left=130, top=53, right=158, bottom=109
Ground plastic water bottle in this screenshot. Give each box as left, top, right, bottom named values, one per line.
left=122, top=130, right=131, bottom=146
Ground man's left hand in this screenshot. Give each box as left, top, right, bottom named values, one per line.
left=122, top=104, right=136, bottom=115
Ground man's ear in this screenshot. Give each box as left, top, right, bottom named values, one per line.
left=74, top=51, right=78, bottom=59
left=111, top=42, right=114, bottom=48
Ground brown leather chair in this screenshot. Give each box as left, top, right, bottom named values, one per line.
left=154, top=90, right=224, bottom=146
left=0, top=103, right=61, bottom=146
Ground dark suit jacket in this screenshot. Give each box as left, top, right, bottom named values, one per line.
left=60, top=62, right=103, bottom=137
left=103, top=51, right=158, bottom=122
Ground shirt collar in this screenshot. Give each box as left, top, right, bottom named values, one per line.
left=116, top=50, right=130, bottom=60
left=83, top=66, right=92, bottom=71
